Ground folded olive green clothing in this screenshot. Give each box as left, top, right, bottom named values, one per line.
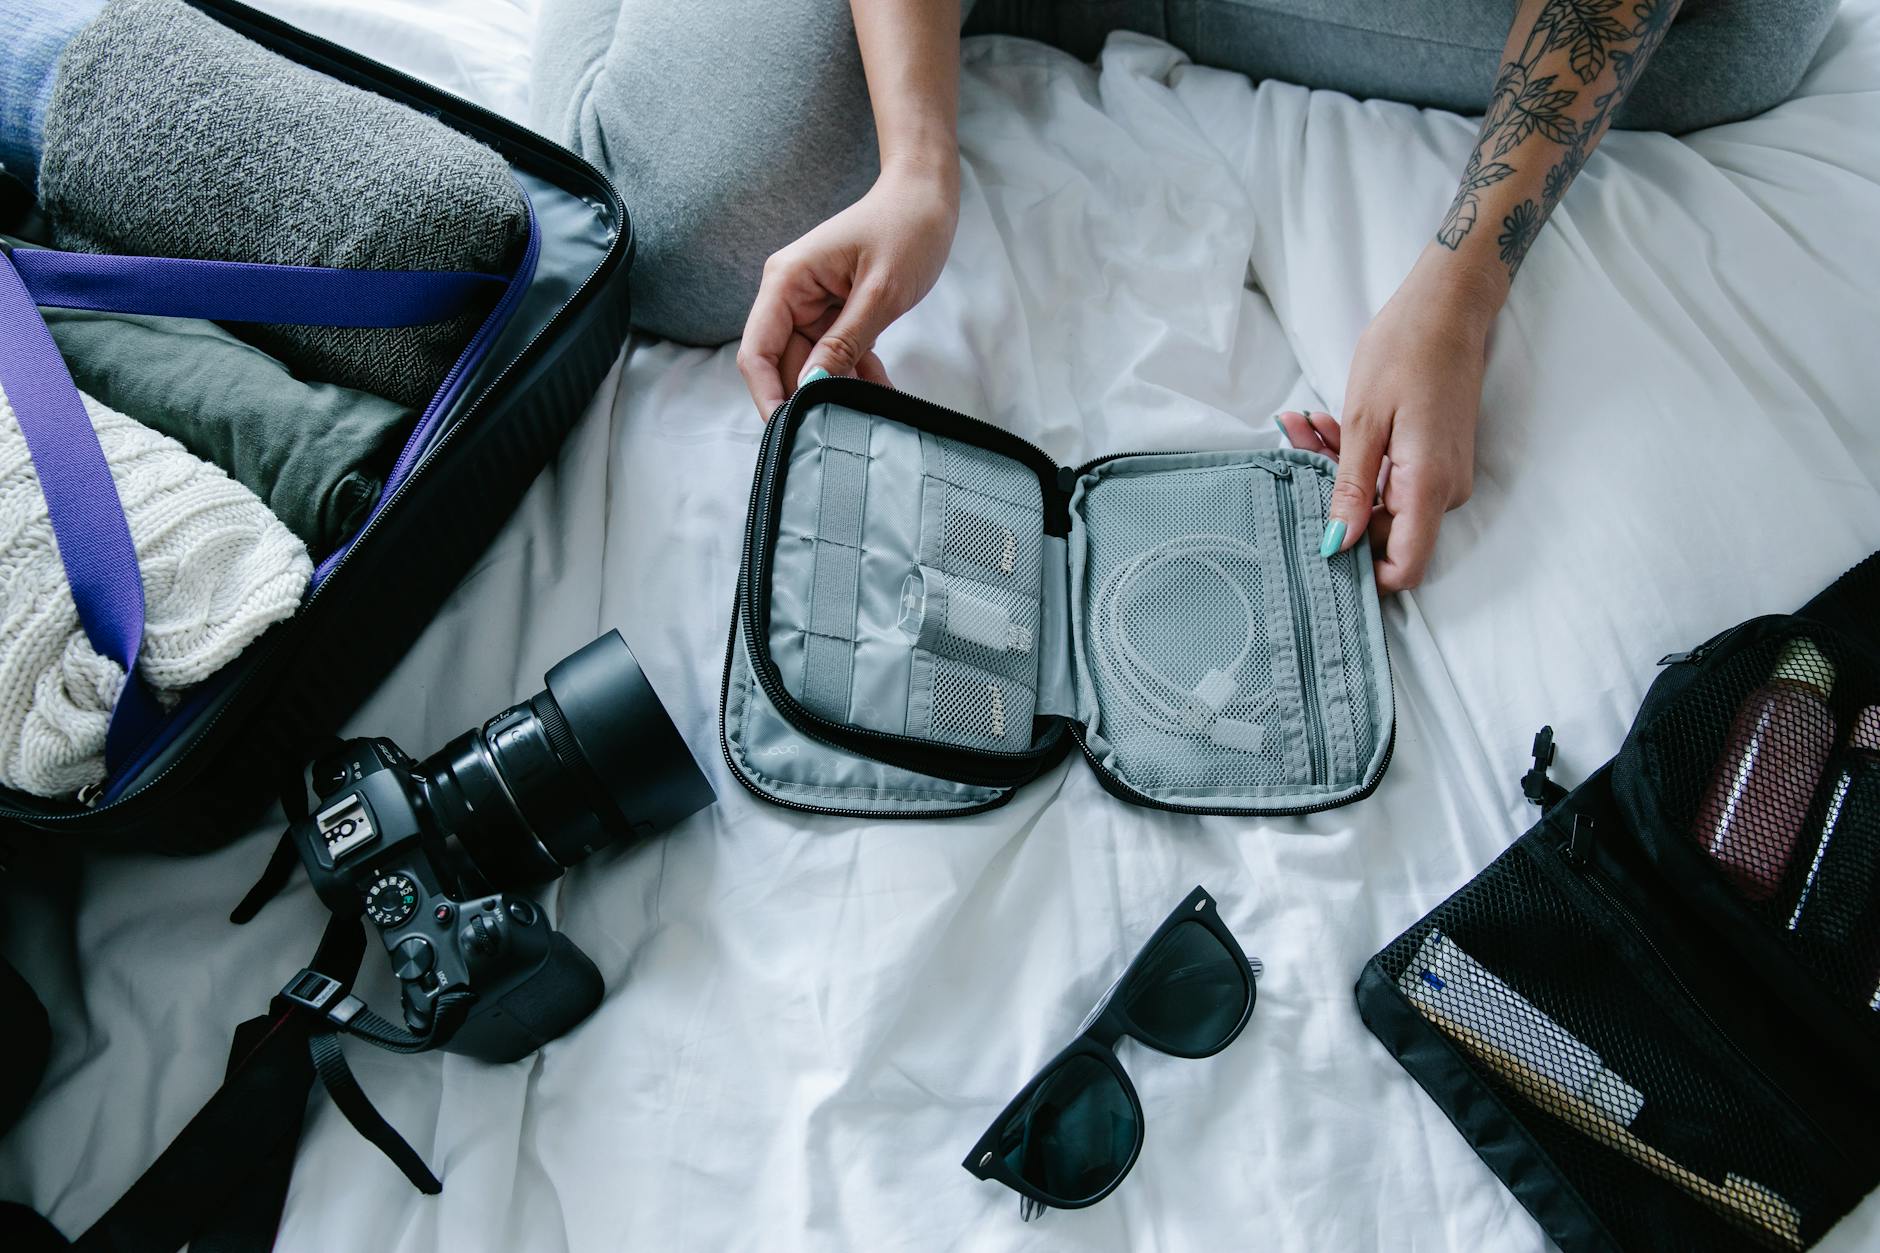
left=39, top=305, right=414, bottom=554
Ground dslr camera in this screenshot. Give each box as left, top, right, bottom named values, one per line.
left=288, top=631, right=713, bottom=1062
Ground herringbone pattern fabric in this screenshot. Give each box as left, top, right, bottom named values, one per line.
left=37, top=0, right=527, bottom=408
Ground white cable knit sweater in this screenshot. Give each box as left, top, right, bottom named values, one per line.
left=0, top=382, right=311, bottom=797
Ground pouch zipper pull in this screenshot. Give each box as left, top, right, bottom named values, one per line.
left=1657, top=647, right=1706, bottom=666
left=1566, top=812, right=1597, bottom=868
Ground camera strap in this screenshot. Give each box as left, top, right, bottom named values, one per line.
left=278, top=962, right=479, bottom=1196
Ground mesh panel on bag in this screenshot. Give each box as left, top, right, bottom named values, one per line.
left=1079, top=465, right=1314, bottom=794
left=1638, top=629, right=1880, bottom=1016
left=1377, top=842, right=1845, bottom=1252
left=929, top=655, right=1032, bottom=750
left=929, top=436, right=1041, bottom=509
left=912, top=434, right=1044, bottom=752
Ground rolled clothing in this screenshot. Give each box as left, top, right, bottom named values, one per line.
left=0, top=383, right=312, bottom=799
left=38, top=304, right=415, bottom=555
left=0, top=0, right=102, bottom=185
left=36, top=0, right=530, bottom=410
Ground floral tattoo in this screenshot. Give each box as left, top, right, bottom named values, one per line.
left=1437, top=0, right=1681, bottom=277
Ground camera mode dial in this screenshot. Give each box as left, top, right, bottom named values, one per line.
left=363, top=872, right=421, bottom=928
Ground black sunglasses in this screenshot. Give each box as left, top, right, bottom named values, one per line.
left=962, top=885, right=1260, bottom=1219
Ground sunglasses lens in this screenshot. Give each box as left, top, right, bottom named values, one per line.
left=996, top=1054, right=1138, bottom=1205
left=1122, top=919, right=1249, bottom=1054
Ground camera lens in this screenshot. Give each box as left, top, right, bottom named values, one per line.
left=416, top=631, right=714, bottom=887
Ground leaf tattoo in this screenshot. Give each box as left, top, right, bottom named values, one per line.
left=1434, top=0, right=1681, bottom=269
left=1490, top=74, right=1580, bottom=157
left=1534, top=0, right=1633, bottom=83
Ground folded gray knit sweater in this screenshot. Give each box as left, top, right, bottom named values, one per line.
left=36, top=0, right=528, bottom=409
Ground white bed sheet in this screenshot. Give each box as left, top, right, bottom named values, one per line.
left=4, top=2, right=1880, bottom=1249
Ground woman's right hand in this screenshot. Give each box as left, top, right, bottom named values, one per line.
left=737, top=157, right=960, bottom=417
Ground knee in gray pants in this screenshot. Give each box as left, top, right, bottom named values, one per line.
left=531, top=0, right=883, bottom=346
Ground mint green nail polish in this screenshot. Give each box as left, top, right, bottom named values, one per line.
left=1319, top=519, right=1346, bottom=559
left=800, top=366, right=831, bottom=386
left=1273, top=417, right=1287, bottom=434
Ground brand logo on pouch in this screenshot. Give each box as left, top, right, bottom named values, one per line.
left=757, top=744, right=799, bottom=757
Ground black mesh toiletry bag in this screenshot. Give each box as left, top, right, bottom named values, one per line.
left=717, top=376, right=1395, bottom=818
left=1357, top=554, right=1880, bottom=1252
left=0, top=0, right=632, bottom=851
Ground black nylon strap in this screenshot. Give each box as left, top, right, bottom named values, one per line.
left=69, top=916, right=366, bottom=1253
left=186, top=1016, right=306, bottom=1253
left=306, top=1031, right=442, bottom=1194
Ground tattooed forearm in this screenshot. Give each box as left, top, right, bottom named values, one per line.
left=1437, top=0, right=1681, bottom=277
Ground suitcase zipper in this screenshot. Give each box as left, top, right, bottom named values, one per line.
left=0, top=10, right=633, bottom=826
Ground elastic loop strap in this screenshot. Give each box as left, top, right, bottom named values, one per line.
left=9, top=247, right=504, bottom=327
left=0, top=250, right=157, bottom=770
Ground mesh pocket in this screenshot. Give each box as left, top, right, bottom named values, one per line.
left=1375, top=836, right=1854, bottom=1251
left=928, top=434, right=1042, bottom=509
left=1631, top=628, right=1880, bottom=1015
left=1080, top=466, right=1293, bottom=794
left=921, top=654, right=1035, bottom=751
left=941, top=491, right=1042, bottom=591
left=912, top=567, right=1041, bottom=689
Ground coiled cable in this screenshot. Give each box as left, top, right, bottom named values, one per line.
left=1088, top=534, right=1270, bottom=752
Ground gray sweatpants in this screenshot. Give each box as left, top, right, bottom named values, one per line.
left=530, top=0, right=1838, bottom=346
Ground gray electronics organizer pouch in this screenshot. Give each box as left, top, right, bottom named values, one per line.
left=718, top=377, right=1394, bottom=817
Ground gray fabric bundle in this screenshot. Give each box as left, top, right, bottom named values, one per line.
left=39, top=305, right=414, bottom=554
left=37, top=0, right=528, bottom=409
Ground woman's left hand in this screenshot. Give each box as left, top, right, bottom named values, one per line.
left=1278, top=243, right=1504, bottom=593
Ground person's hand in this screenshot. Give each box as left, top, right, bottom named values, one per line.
left=1277, top=244, right=1505, bottom=593
left=737, top=159, right=960, bottom=417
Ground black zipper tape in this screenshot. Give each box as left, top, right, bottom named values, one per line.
left=726, top=380, right=1397, bottom=815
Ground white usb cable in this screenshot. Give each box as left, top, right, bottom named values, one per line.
left=1088, top=534, right=1269, bottom=753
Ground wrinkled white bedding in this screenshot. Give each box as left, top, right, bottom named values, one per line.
left=4, top=1, right=1879, bottom=1249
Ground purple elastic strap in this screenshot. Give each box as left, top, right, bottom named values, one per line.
left=0, top=244, right=504, bottom=779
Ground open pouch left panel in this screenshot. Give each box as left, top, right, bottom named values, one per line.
left=0, top=0, right=631, bottom=846
left=720, top=375, right=1395, bottom=818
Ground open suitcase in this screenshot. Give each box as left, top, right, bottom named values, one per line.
left=0, top=0, right=633, bottom=852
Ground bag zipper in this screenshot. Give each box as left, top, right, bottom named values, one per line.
left=714, top=595, right=1016, bottom=819
left=1273, top=469, right=1327, bottom=786
left=1561, top=835, right=1853, bottom=1165
left=0, top=4, right=632, bottom=826
left=731, top=389, right=1395, bottom=813
left=737, top=378, right=1065, bottom=790
left=1061, top=452, right=1385, bottom=815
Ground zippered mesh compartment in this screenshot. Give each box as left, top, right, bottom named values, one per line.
left=1372, top=833, right=1859, bottom=1252
left=1625, top=627, right=1880, bottom=1022
left=1070, top=455, right=1383, bottom=803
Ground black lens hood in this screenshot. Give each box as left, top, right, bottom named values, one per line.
left=541, top=631, right=714, bottom=846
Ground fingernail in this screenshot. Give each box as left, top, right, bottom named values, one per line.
left=1318, top=519, right=1346, bottom=559
left=799, top=365, right=831, bottom=386
left=1273, top=416, right=1288, bottom=435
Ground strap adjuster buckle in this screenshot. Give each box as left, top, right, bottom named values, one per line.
left=1520, top=725, right=1557, bottom=808
left=281, top=968, right=344, bottom=1013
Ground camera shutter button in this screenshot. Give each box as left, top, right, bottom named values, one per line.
left=391, top=936, right=436, bottom=981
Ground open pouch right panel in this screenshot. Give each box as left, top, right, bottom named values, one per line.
left=1066, top=449, right=1393, bottom=813
left=719, top=376, right=1394, bottom=819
